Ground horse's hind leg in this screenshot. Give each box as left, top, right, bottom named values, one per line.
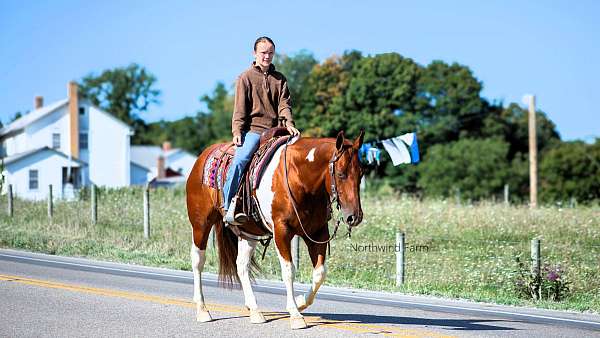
left=191, top=218, right=213, bottom=322
left=296, top=240, right=327, bottom=312
left=236, top=238, right=266, bottom=324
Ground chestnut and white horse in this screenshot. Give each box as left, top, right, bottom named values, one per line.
left=186, top=131, right=364, bottom=329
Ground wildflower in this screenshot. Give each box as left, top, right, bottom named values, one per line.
left=547, top=270, right=559, bottom=282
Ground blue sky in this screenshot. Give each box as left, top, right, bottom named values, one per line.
left=1, top=1, right=598, bottom=141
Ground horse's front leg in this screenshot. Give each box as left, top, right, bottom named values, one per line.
left=274, top=229, right=307, bottom=329
left=236, top=238, right=266, bottom=324
left=296, top=240, right=327, bottom=312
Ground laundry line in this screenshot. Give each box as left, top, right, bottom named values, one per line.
left=359, top=132, right=420, bottom=166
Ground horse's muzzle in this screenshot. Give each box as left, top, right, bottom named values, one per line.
left=344, top=210, right=363, bottom=227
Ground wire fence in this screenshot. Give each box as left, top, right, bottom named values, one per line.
left=1, top=184, right=599, bottom=308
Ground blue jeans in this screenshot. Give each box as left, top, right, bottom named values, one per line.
left=223, top=131, right=261, bottom=210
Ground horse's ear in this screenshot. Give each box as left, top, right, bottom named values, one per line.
left=336, top=131, right=345, bottom=151
left=354, top=129, right=365, bottom=148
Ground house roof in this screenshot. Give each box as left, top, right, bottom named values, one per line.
left=130, top=145, right=193, bottom=170
left=0, top=98, right=133, bottom=138
left=2, top=147, right=86, bottom=166
left=0, top=99, right=69, bottom=137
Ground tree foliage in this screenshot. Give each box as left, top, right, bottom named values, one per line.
left=79, top=63, right=161, bottom=126
left=273, top=50, right=317, bottom=115
left=418, top=138, right=511, bottom=200
left=540, top=140, right=600, bottom=202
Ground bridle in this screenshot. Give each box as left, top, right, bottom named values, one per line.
left=283, top=137, right=353, bottom=245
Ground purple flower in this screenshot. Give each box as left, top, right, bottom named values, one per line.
left=547, top=270, right=559, bottom=282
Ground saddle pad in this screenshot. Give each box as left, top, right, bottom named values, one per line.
left=201, top=136, right=291, bottom=191
left=250, top=136, right=290, bottom=189
left=202, top=144, right=234, bottom=190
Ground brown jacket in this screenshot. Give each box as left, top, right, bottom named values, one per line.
left=232, top=62, right=294, bottom=137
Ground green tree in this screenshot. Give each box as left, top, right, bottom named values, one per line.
left=298, top=51, right=360, bottom=136
left=481, top=102, right=561, bottom=160
left=134, top=116, right=203, bottom=155
left=199, top=82, right=234, bottom=145
left=10, top=111, right=25, bottom=123
left=540, top=140, right=600, bottom=203
left=273, top=50, right=317, bottom=115
left=414, top=61, right=485, bottom=145
left=418, top=138, right=511, bottom=200
left=341, top=53, right=420, bottom=140
left=79, top=63, right=161, bottom=126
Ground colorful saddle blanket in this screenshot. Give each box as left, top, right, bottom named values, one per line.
left=203, top=144, right=234, bottom=190
left=202, top=134, right=292, bottom=192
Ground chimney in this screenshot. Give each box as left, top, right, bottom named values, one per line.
left=34, top=96, right=44, bottom=109
left=162, top=141, right=172, bottom=152
left=157, top=155, right=166, bottom=179
left=68, top=81, right=80, bottom=159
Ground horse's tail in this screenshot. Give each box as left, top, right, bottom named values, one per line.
left=214, top=221, right=261, bottom=288
left=214, top=220, right=239, bottom=287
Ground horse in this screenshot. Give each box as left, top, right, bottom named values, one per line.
left=185, top=130, right=364, bottom=329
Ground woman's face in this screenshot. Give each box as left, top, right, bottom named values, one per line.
left=254, top=41, right=275, bottom=70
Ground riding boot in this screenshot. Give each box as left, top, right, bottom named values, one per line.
left=224, top=196, right=248, bottom=225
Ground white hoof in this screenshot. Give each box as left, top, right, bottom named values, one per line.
left=290, top=316, right=307, bottom=330
left=295, top=295, right=309, bottom=311
left=249, top=309, right=266, bottom=324
left=196, top=304, right=213, bottom=322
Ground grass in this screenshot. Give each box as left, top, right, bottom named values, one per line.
left=0, top=186, right=598, bottom=313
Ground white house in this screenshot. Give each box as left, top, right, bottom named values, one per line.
left=130, top=143, right=198, bottom=186
left=2, top=147, right=85, bottom=200
left=1, top=82, right=133, bottom=200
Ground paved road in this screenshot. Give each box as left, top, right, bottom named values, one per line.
left=1, top=249, right=599, bottom=337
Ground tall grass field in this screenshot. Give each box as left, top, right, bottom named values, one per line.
left=0, top=186, right=598, bottom=313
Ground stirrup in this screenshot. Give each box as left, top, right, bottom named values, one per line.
left=224, top=196, right=248, bottom=225
left=224, top=211, right=248, bottom=225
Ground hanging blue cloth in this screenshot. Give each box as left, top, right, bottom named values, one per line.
left=359, top=143, right=371, bottom=164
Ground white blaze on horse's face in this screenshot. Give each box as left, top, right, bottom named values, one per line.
left=306, top=148, right=316, bottom=162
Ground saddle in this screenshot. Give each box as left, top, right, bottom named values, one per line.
left=202, top=127, right=292, bottom=230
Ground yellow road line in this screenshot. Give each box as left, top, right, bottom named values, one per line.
left=0, top=273, right=455, bottom=338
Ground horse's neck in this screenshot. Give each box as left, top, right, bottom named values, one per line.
left=288, top=139, right=336, bottom=196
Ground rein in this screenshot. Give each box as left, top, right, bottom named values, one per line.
left=283, top=138, right=350, bottom=245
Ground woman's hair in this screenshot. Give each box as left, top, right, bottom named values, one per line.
left=254, top=36, right=275, bottom=51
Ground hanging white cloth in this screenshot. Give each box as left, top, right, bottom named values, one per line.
left=381, top=133, right=419, bottom=166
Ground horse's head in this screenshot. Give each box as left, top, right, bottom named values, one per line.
left=329, top=130, right=365, bottom=228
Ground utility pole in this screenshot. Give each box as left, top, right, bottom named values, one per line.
left=524, top=94, right=537, bottom=208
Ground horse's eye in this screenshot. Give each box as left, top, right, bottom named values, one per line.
left=337, top=173, right=347, bottom=179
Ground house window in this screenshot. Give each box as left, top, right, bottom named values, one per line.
left=52, top=133, right=60, bottom=149
left=79, top=107, right=85, bottom=115
left=29, top=169, right=39, bottom=190
left=79, top=133, right=88, bottom=150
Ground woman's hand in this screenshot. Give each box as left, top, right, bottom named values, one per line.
left=287, top=126, right=300, bottom=137
left=233, top=135, right=242, bottom=146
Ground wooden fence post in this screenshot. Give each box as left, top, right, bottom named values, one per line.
left=143, top=185, right=150, bottom=239
left=47, top=184, right=53, bottom=218
left=292, top=235, right=300, bottom=273
left=8, top=184, right=13, bottom=217
left=396, top=232, right=405, bottom=286
left=455, top=188, right=461, bottom=205
left=531, top=238, right=541, bottom=299
left=91, top=185, right=97, bottom=225
left=526, top=94, right=538, bottom=208
left=504, top=184, right=509, bottom=205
